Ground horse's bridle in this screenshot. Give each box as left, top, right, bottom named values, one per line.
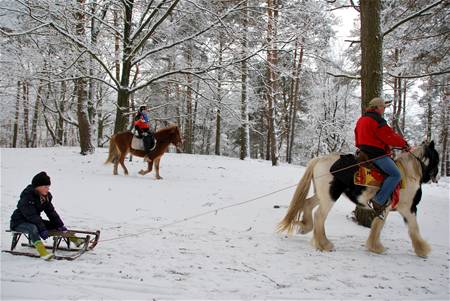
left=407, top=150, right=428, bottom=183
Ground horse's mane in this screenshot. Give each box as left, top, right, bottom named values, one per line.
left=156, top=125, right=178, bottom=134
left=395, top=145, right=424, bottom=182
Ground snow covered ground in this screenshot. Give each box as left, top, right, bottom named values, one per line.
left=1, top=147, right=449, bottom=300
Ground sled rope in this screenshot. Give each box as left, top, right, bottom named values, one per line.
left=100, top=184, right=298, bottom=243
left=100, top=153, right=392, bottom=243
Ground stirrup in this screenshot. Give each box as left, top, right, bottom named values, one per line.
left=368, top=200, right=388, bottom=220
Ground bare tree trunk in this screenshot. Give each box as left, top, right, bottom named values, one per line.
left=239, top=0, right=250, bottom=160
left=114, top=8, right=120, bottom=81
left=391, top=49, right=399, bottom=127
left=440, top=78, right=449, bottom=176
left=360, top=0, right=383, bottom=111
left=97, top=85, right=105, bottom=146
left=176, top=83, right=182, bottom=131
left=12, top=81, right=20, bottom=147
left=393, top=75, right=403, bottom=134
left=285, top=44, right=297, bottom=162
left=184, top=43, right=194, bottom=154
left=287, top=43, right=303, bottom=164
left=401, top=79, right=407, bottom=132
left=215, top=36, right=224, bottom=156
left=30, top=85, right=42, bottom=147
left=206, top=109, right=213, bottom=155
left=426, top=78, right=433, bottom=142
left=88, top=0, right=99, bottom=147
left=76, top=0, right=94, bottom=154
left=113, top=0, right=133, bottom=133
left=266, top=0, right=279, bottom=166
left=43, top=111, right=57, bottom=146
left=57, top=81, right=66, bottom=145
left=23, top=81, right=30, bottom=147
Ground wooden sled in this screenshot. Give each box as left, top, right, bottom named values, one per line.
left=2, top=229, right=100, bottom=261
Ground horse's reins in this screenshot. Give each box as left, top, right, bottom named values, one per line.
left=316, top=152, right=392, bottom=179
left=407, top=149, right=426, bottom=174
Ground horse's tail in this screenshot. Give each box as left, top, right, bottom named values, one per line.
left=105, top=134, right=119, bottom=164
left=277, top=157, right=320, bottom=234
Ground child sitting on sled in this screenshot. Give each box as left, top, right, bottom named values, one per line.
left=9, top=171, right=82, bottom=260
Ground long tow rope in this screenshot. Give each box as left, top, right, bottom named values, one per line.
left=100, top=152, right=395, bottom=243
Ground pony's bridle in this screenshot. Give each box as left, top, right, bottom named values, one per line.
left=407, top=150, right=429, bottom=183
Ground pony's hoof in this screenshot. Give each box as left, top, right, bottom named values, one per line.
left=138, top=170, right=146, bottom=175
left=414, top=241, right=431, bottom=258
left=367, top=242, right=385, bottom=254
left=296, top=222, right=313, bottom=235
left=322, top=242, right=335, bottom=252
left=155, top=176, right=163, bottom=180
left=311, top=238, right=335, bottom=252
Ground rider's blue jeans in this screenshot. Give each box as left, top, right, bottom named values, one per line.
left=11, top=220, right=58, bottom=243
left=11, top=222, right=41, bottom=243
left=372, top=156, right=401, bottom=206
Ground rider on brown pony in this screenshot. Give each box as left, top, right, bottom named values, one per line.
left=134, top=105, right=155, bottom=161
left=355, top=97, right=410, bottom=219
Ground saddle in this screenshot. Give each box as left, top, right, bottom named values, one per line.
left=330, top=152, right=404, bottom=209
left=131, top=135, right=156, bottom=152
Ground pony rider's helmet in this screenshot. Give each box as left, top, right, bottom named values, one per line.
left=139, top=105, right=147, bottom=112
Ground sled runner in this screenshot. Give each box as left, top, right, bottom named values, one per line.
left=2, top=229, right=100, bottom=261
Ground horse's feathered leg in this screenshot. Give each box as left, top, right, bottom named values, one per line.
left=397, top=206, right=431, bottom=257
left=366, top=213, right=388, bottom=254
left=296, top=195, right=318, bottom=234
left=312, top=199, right=335, bottom=252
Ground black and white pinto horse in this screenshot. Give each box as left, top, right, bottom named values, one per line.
left=278, top=141, right=439, bottom=257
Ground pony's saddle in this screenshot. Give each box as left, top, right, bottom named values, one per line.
left=330, top=152, right=405, bottom=189
left=131, top=134, right=156, bottom=152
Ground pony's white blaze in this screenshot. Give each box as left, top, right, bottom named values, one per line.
left=278, top=142, right=438, bottom=257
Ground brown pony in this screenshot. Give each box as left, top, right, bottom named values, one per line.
left=105, top=125, right=182, bottom=179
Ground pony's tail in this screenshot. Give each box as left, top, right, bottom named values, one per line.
left=105, top=134, right=118, bottom=164
left=277, top=157, right=320, bottom=234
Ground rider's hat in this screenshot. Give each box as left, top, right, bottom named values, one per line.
left=369, top=97, right=391, bottom=108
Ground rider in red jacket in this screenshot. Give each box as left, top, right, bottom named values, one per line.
left=134, top=105, right=155, bottom=161
left=354, top=97, right=409, bottom=219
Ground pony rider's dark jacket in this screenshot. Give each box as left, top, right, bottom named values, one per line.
left=10, top=185, right=64, bottom=232
left=354, top=109, right=407, bottom=158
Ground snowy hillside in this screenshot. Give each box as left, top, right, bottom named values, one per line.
left=1, top=147, right=449, bottom=300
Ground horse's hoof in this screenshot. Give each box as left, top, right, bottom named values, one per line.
left=297, top=222, right=313, bottom=235
left=322, top=241, right=335, bottom=252
left=156, top=176, right=163, bottom=180
left=414, top=241, right=431, bottom=257
left=138, top=170, right=146, bottom=175
left=311, top=238, right=334, bottom=252
left=367, top=242, right=385, bottom=254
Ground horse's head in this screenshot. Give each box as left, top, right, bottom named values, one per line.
left=415, top=140, right=440, bottom=183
